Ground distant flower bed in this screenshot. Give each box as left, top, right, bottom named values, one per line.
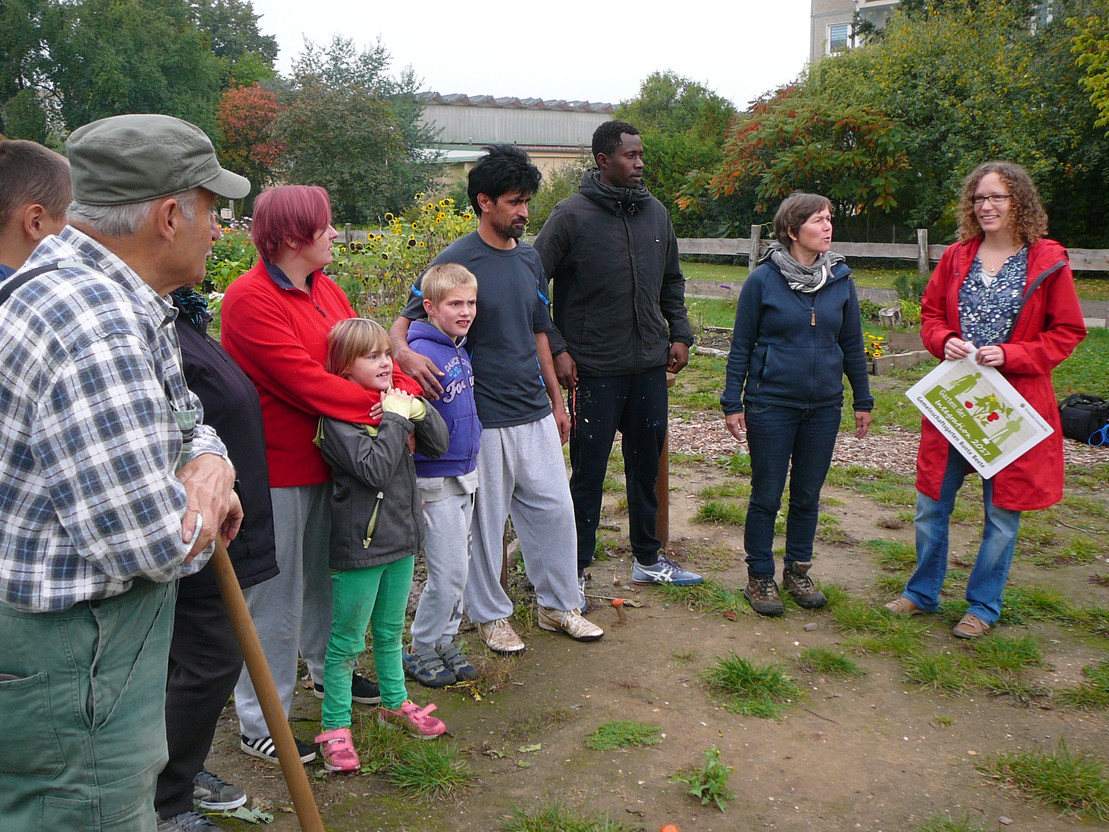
left=333, top=196, right=476, bottom=322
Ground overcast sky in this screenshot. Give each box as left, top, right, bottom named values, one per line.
left=248, top=0, right=813, bottom=110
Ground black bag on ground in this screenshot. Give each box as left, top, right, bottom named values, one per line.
left=1058, top=394, right=1109, bottom=444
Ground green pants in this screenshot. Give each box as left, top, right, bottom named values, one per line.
left=0, top=579, right=176, bottom=831
left=322, top=556, right=413, bottom=728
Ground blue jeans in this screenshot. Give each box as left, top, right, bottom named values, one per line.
left=743, top=404, right=841, bottom=578
left=904, top=450, right=1021, bottom=624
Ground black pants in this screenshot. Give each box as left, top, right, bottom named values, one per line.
left=155, top=592, right=243, bottom=819
left=569, top=367, right=668, bottom=571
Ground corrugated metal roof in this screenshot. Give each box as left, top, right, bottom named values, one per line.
left=419, top=92, right=615, bottom=150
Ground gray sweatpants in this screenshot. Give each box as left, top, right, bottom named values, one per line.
left=234, top=483, right=332, bottom=740
left=409, top=478, right=475, bottom=650
left=463, top=414, right=579, bottom=623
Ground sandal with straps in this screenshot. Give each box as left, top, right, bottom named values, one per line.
left=315, top=727, right=360, bottom=773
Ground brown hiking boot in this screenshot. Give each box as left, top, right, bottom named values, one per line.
left=743, top=576, right=784, bottom=616
left=782, top=562, right=827, bottom=609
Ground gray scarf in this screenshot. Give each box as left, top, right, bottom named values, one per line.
left=763, top=241, right=845, bottom=293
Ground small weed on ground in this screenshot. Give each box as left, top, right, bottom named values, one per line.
left=499, top=801, right=634, bottom=832
left=978, top=741, right=1109, bottom=820
left=585, top=720, right=663, bottom=751
left=702, top=653, right=803, bottom=718
left=672, top=747, right=735, bottom=813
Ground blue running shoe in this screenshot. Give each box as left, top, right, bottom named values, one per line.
left=632, top=555, right=703, bottom=586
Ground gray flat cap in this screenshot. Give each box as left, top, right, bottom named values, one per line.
left=67, top=113, right=250, bottom=205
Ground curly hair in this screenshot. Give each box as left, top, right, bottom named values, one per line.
left=956, top=161, right=1048, bottom=246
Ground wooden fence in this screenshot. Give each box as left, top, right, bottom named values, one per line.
left=678, top=226, right=1109, bottom=275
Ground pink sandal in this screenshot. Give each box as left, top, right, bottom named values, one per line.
left=379, top=701, right=446, bottom=739
left=315, top=727, right=360, bottom=772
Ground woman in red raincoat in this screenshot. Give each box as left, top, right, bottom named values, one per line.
left=885, top=161, right=1086, bottom=638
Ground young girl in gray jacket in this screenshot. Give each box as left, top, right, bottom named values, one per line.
left=314, top=318, right=449, bottom=772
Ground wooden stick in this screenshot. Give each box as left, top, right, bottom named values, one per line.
left=210, top=540, right=325, bottom=832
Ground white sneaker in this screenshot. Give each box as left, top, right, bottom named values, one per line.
left=537, top=607, right=603, bottom=641
left=475, top=618, right=525, bottom=653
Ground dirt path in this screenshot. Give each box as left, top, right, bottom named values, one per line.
left=206, top=428, right=1109, bottom=832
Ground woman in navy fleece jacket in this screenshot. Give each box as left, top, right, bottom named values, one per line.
left=721, top=192, right=873, bottom=617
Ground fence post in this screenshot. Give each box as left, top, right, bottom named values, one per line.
left=749, top=225, right=761, bottom=267
left=917, top=228, right=929, bottom=277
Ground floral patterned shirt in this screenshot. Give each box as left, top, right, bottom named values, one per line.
left=959, top=246, right=1028, bottom=347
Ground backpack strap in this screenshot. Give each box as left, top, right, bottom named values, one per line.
left=0, top=260, right=83, bottom=306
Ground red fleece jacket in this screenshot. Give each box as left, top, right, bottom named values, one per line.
left=221, top=260, right=420, bottom=486
left=916, top=238, right=1086, bottom=511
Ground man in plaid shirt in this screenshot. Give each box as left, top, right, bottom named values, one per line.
left=0, top=114, right=249, bottom=832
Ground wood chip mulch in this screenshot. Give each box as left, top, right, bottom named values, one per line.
left=667, top=415, right=1107, bottom=477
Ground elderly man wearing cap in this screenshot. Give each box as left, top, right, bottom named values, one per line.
left=0, top=114, right=248, bottom=832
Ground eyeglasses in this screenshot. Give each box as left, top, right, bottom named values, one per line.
left=1089, top=424, right=1109, bottom=447
left=972, top=194, right=1012, bottom=207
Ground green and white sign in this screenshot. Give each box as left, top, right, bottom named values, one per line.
left=906, top=355, right=1053, bottom=478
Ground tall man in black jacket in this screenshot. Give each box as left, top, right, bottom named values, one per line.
left=534, top=120, right=702, bottom=598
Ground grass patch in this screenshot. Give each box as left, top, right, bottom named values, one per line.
left=978, top=741, right=1109, bottom=820
left=702, top=653, right=803, bottom=718
left=912, top=817, right=989, bottom=832
left=998, top=584, right=1070, bottom=624
left=697, top=481, right=751, bottom=499
left=901, top=651, right=976, bottom=693
left=656, top=578, right=746, bottom=617
left=354, top=718, right=473, bottom=800
left=693, top=499, right=747, bottom=526
left=817, top=512, right=848, bottom=543
left=384, top=739, right=473, bottom=800
left=824, top=464, right=916, bottom=506
left=499, top=801, right=634, bottom=832
left=864, top=538, right=918, bottom=573
left=585, top=720, right=663, bottom=751
left=1056, top=660, right=1109, bottom=710
left=724, top=451, right=752, bottom=476
left=972, top=634, right=1044, bottom=672
left=796, top=647, right=866, bottom=677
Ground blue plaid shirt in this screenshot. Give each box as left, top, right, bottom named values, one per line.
left=0, top=227, right=227, bottom=612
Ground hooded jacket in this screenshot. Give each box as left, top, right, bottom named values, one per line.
left=915, top=237, right=1086, bottom=511
left=721, top=257, right=873, bottom=414
left=534, top=169, right=694, bottom=376
left=407, top=320, right=481, bottom=477
left=319, top=403, right=449, bottom=571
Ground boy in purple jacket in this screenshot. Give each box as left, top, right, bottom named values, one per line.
left=403, top=264, right=483, bottom=686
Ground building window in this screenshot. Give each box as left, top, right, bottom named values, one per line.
left=827, top=22, right=852, bottom=54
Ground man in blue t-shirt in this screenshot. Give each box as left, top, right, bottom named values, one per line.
left=390, top=145, right=603, bottom=654
left=0, top=140, right=70, bottom=280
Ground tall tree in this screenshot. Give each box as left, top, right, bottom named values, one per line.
left=189, top=0, right=277, bottom=89
left=217, top=84, right=282, bottom=195
left=47, top=0, right=221, bottom=134
left=695, top=87, right=909, bottom=235
left=804, top=0, right=1109, bottom=244
left=273, top=36, right=438, bottom=224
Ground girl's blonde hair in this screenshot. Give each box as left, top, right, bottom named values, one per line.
left=326, top=318, right=391, bottom=377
